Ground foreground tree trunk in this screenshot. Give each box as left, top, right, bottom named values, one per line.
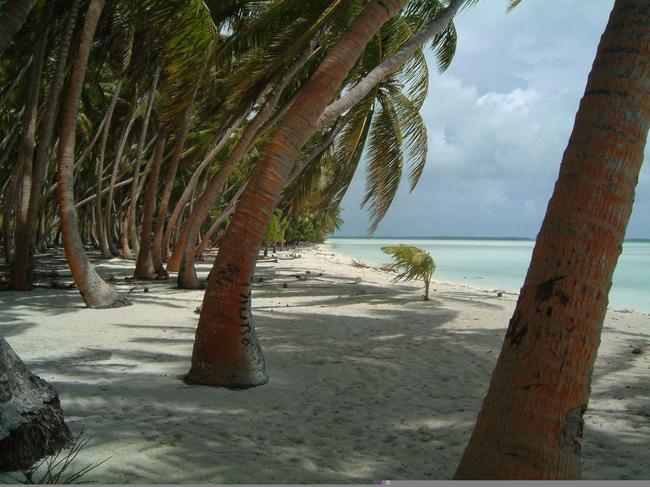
left=454, top=1, right=650, bottom=479
left=0, top=337, right=72, bottom=472
left=56, top=0, right=130, bottom=309
left=185, top=0, right=408, bottom=388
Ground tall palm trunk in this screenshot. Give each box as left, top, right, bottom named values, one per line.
left=454, top=1, right=650, bottom=479
left=55, top=0, right=130, bottom=309
left=95, top=80, right=123, bottom=259
left=162, top=115, right=246, bottom=273
left=133, top=135, right=167, bottom=279
left=152, top=104, right=193, bottom=277
left=9, top=7, right=51, bottom=290
left=127, top=65, right=161, bottom=258
left=185, top=0, right=408, bottom=388
left=0, top=0, right=36, bottom=56
left=176, top=42, right=318, bottom=289
left=106, top=100, right=139, bottom=255
left=9, top=0, right=81, bottom=289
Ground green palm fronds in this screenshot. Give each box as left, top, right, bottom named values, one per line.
left=382, top=244, right=436, bottom=300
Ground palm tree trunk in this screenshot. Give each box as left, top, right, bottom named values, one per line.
left=185, top=0, right=408, bottom=388
left=134, top=135, right=167, bottom=279
left=317, top=0, right=465, bottom=129
left=128, top=65, right=162, bottom=258
left=9, top=0, right=81, bottom=289
left=176, top=40, right=318, bottom=289
left=9, top=8, right=51, bottom=290
left=55, top=0, right=130, bottom=309
left=152, top=103, right=194, bottom=277
left=106, top=102, right=140, bottom=256
left=163, top=113, right=246, bottom=272
left=195, top=183, right=247, bottom=258
left=454, top=1, right=650, bottom=479
left=96, top=80, right=123, bottom=259
left=0, top=0, right=36, bottom=57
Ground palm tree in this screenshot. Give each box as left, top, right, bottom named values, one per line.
left=454, top=0, right=650, bottom=479
left=55, top=0, right=130, bottom=309
left=184, top=0, right=411, bottom=388
left=382, top=244, right=435, bottom=300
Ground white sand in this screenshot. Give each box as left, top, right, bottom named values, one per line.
left=1, top=243, right=649, bottom=482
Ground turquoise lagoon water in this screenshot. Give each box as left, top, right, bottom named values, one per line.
left=327, top=237, right=650, bottom=313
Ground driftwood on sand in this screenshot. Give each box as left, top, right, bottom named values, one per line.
left=0, top=337, right=72, bottom=472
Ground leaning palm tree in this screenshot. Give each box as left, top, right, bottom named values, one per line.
left=382, top=244, right=435, bottom=300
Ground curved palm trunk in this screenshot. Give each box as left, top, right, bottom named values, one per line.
left=454, top=1, right=650, bottom=479
left=106, top=103, right=139, bottom=255
left=128, top=65, right=161, bottom=258
left=56, top=0, right=130, bottom=309
left=96, top=80, right=123, bottom=259
left=152, top=104, right=193, bottom=277
left=0, top=0, right=36, bottom=56
left=163, top=114, right=247, bottom=273
left=133, top=135, right=167, bottom=279
left=195, top=183, right=247, bottom=258
left=176, top=42, right=318, bottom=289
left=185, top=0, right=408, bottom=388
left=9, top=0, right=81, bottom=289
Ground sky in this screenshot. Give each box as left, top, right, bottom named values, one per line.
left=335, top=0, right=650, bottom=239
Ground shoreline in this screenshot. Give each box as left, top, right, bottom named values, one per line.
left=1, top=245, right=649, bottom=482
left=324, top=240, right=650, bottom=316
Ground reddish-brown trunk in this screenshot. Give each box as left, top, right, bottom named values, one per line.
left=152, top=105, right=194, bottom=278
left=454, top=1, right=650, bottom=479
left=134, top=135, right=167, bottom=279
left=185, top=0, right=408, bottom=388
left=55, top=0, right=130, bottom=309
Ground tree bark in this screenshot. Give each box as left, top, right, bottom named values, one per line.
left=163, top=113, right=246, bottom=272
left=128, top=65, right=162, bottom=258
left=152, top=104, right=194, bottom=277
left=95, top=80, right=123, bottom=259
left=9, top=0, right=81, bottom=290
left=0, top=0, right=36, bottom=57
left=0, top=337, right=72, bottom=472
left=55, top=0, right=130, bottom=309
left=454, top=1, right=650, bottom=479
left=106, top=103, right=140, bottom=256
left=133, top=135, right=167, bottom=279
left=185, top=0, right=409, bottom=388
left=176, top=40, right=318, bottom=289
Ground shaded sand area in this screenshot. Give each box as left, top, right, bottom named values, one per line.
left=1, top=244, right=649, bottom=482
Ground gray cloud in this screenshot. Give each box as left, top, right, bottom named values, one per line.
left=336, top=0, right=649, bottom=238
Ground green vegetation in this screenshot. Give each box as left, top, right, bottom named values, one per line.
left=382, top=244, right=436, bottom=300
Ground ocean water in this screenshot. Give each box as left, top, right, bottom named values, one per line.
left=327, top=237, right=650, bottom=313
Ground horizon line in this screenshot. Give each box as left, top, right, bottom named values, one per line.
left=330, top=235, right=650, bottom=242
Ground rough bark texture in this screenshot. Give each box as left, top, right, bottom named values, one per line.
left=56, top=0, right=130, bottom=309
left=454, top=1, right=650, bottom=479
left=185, top=0, right=408, bottom=388
left=0, top=337, right=72, bottom=472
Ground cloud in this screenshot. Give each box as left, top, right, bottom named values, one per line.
left=336, top=0, right=649, bottom=239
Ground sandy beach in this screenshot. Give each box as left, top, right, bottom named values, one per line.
left=1, top=243, right=649, bottom=483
